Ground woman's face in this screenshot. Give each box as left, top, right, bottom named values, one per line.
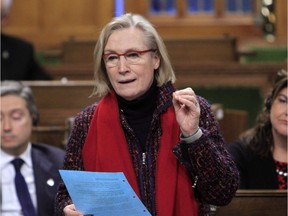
left=270, top=87, right=288, bottom=137
left=103, top=27, right=160, bottom=101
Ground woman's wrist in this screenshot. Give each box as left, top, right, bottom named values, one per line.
left=180, top=127, right=203, bottom=143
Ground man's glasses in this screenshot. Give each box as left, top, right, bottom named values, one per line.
left=103, top=49, right=156, bottom=68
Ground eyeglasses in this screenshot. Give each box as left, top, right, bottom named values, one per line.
left=102, top=49, right=156, bottom=68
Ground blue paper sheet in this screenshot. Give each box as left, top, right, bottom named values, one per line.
left=59, top=170, right=151, bottom=216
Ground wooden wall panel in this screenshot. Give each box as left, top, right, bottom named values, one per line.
left=124, top=0, right=148, bottom=16
left=2, top=0, right=114, bottom=49
left=2, top=0, right=287, bottom=50
left=4, top=0, right=40, bottom=33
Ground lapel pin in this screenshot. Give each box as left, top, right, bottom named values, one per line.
left=46, top=178, right=55, bottom=186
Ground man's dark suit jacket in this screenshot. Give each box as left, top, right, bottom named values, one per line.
left=1, top=33, right=52, bottom=80
left=31, top=143, right=65, bottom=216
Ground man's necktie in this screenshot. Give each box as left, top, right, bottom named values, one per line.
left=11, top=158, right=37, bottom=216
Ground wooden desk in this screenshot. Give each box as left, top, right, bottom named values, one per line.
left=216, top=190, right=287, bottom=216
left=23, top=81, right=97, bottom=148
left=218, top=109, right=248, bottom=143
left=46, top=62, right=286, bottom=96
left=164, top=37, right=238, bottom=67
left=31, top=125, right=67, bottom=148
left=20, top=75, right=272, bottom=147
left=173, top=62, right=286, bottom=96
left=61, top=36, right=238, bottom=64
left=23, top=80, right=97, bottom=126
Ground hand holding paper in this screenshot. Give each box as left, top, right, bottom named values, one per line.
left=59, top=170, right=151, bottom=216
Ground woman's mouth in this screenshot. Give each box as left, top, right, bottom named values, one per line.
left=118, top=79, right=136, bottom=84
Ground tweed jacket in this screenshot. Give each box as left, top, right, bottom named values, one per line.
left=55, top=82, right=239, bottom=216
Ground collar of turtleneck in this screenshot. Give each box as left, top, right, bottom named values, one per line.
left=116, top=80, right=158, bottom=148
left=116, top=79, right=158, bottom=121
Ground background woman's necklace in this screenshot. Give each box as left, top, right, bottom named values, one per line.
left=275, top=161, right=287, bottom=189
left=276, top=169, right=287, bottom=177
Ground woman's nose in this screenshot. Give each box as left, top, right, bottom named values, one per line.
left=118, top=56, right=129, bottom=73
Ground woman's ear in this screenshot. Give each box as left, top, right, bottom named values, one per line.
left=153, top=55, right=160, bottom=70
left=154, top=63, right=159, bottom=70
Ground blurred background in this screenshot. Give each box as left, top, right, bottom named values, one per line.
left=2, top=0, right=287, bottom=146
left=2, top=0, right=286, bottom=56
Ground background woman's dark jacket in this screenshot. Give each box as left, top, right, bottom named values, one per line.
left=228, top=140, right=278, bottom=189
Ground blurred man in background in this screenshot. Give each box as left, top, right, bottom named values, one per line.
left=0, top=81, right=64, bottom=215
left=1, top=0, right=52, bottom=80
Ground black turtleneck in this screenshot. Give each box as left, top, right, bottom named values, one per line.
left=117, top=80, right=158, bottom=150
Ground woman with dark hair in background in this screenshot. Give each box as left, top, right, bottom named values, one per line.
left=229, top=69, right=287, bottom=189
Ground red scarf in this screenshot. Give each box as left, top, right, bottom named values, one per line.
left=82, top=92, right=198, bottom=216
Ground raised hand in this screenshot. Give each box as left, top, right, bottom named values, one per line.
left=172, top=87, right=200, bottom=137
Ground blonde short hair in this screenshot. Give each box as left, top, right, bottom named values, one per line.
left=91, top=13, right=176, bottom=98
